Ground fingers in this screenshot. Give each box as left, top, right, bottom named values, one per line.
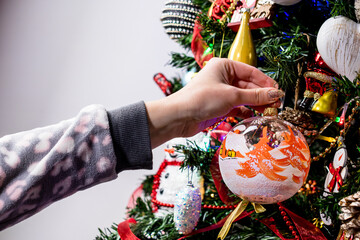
left=223, top=59, right=277, bottom=88
left=252, top=100, right=282, bottom=112
left=233, top=87, right=285, bottom=106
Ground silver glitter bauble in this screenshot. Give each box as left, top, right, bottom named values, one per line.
left=356, top=0, right=360, bottom=23
left=174, top=183, right=201, bottom=235
left=160, top=0, right=200, bottom=40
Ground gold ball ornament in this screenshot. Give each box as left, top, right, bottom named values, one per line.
left=219, top=117, right=311, bottom=204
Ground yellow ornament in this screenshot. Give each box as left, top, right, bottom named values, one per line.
left=227, top=10, right=257, bottom=66
left=312, top=90, right=338, bottom=117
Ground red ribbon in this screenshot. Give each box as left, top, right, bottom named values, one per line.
left=261, top=204, right=327, bottom=240
left=259, top=217, right=293, bottom=240
left=191, top=20, right=213, bottom=69
left=117, top=218, right=139, bottom=240
left=177, top=210, right=253, bottom=240
left=328, top=162, right=343, bottom=192
left=118, top=206, right=326, bottom=240
left=126, top=185, right=143, bottom=213
left=210, top=147, right=238, bottom=205
left=280, top=203, right=327, bottom=240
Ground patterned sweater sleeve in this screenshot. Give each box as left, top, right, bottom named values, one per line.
left=0, top=102, right=152, bottom=230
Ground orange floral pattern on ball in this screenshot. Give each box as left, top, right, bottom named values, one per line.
left=221, top=126, right=310, bottom=183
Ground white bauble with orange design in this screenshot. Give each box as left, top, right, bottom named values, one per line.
left=219, top=117, right=311, bottom=204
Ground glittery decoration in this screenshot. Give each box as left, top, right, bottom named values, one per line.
left=160, top=0, right=201, bottom=40
left=174, top=183, right=201, bottom=235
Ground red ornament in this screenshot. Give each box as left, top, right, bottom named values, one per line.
left=209, top=0, right=234, bottom=20
left=304, top=52, right=337, bottom=94
left=153, top=73, right=173, bottom=96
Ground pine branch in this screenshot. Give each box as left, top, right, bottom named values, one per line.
left=168, top=52, right=199, bottom=71
left=95, top=224, right=120, bottom=240
left=175, top=140, right=218, bottom=176
left=329, top=0, right=357, bottom=20
left=332, top=75, right=360, bottom=103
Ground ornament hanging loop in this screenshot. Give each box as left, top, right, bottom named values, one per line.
left=187, top=165, right=194, bottom=186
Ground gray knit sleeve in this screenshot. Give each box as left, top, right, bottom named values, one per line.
left=107, top=101, right=153, bottom=173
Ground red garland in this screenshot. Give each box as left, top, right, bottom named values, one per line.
left=177, top=210, right=253, bottom=240
left=151, top=159, right=237, bottom=211
left=117, top=205, right=327, bottom=240
left=151, top=159, right=182, bottom=211
left=277, top=203, right=327, bottom=240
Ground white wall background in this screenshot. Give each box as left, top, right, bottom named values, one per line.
left=0, top=0, right=185, bottom=239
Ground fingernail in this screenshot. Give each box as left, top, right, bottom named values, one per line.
left=270, top=100, right=282, bottom=108
left=268, top=89, right=285, bottom=100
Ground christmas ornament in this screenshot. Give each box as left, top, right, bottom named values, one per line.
left=312, top=99, right=360, bottom=162
left=339, top=191, right=360, bottom=240
left=151, top=133, right=206, bottom=213
left=174, top=182, right=201, bottom=234
left=311, top=90, right=338, bottom=117
left=324, top=137, right=348, bottom=194
left=278, top=107, right=318, bottom=137
left=208, top=0, right=238, bottom=22
left=299, top=52, right=336, bottom=112
left=317, top=16, right=360, bottom=82
left=219, top=116, right=311, bottom=204
left=272, top=0, right=301, bottom=6
left=356, top=0, right=360, bottom=23
left=153, top=73, right=173, bottom=96
left=228, top=0, right=275, bottom=31
left=228, top=10, right=257, bottom=66
left=160, top=0, right=201, bottom=40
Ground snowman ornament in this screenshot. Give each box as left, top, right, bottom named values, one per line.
left=151, top=132, right=208, bottom=234
left=324, top=137, right=348, bottom=195
left=321, top=137, right=348, bottom=225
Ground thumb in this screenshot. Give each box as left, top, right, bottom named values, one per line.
left=234, top=88, right=285, bottom=106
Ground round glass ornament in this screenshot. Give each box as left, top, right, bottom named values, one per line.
left=219, top=116, right=311, bottom=204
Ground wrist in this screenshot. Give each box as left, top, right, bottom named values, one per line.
left=145, top=95, right=189, bottom=148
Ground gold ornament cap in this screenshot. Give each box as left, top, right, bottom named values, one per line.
left=263, top=107, right=278, bottom=116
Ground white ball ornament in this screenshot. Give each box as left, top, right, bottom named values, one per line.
left=272, top=0, right=301, bottom=6
left=317, top=16, right=360, bottom=82
left=218, top=117, right=311, bottom=204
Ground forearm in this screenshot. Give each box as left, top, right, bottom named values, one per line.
left=0, top=103, right=153, bottom=230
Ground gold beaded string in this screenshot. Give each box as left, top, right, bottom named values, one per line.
left=311, top=99, right=360, bottom=162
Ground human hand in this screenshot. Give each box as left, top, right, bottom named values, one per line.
left=146, top=58, right=284, bottom=148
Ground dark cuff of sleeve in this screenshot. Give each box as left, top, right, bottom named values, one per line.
left=107, top=101, right=153, bottom=173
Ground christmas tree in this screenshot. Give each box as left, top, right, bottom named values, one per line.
left=96, top=0, right=360, bottom=239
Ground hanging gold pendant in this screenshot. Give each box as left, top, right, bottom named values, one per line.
left=227, top=10, right=257, bottom=66
left=312, top=90, right=338, bottom=117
